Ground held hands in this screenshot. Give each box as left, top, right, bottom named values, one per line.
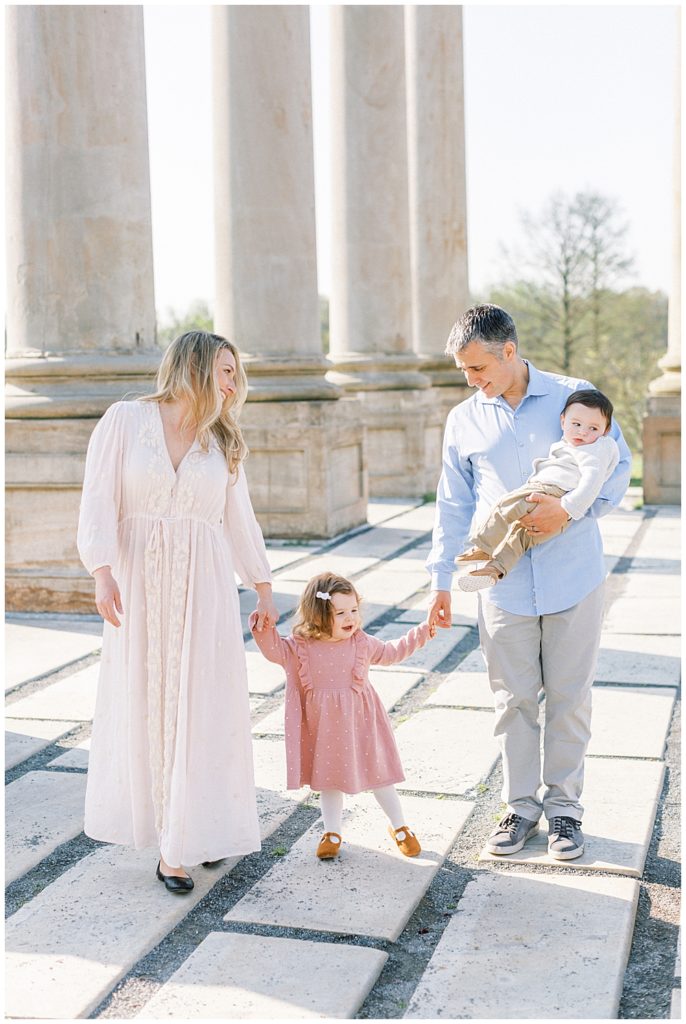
left=93, top=566, right=123, bottom=627
left=254, top=583, right=279, bottom=632
left=518, top=493, right=570, bottom=538
left=427, top=590, right=452, bottom=636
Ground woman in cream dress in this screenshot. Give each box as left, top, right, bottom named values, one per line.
left=77, top=331, right=278, bottom=892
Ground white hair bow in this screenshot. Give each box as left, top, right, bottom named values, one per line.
left=315, top=591, right=331, bottom=601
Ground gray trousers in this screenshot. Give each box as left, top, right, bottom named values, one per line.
left=477, top=581, right=605, bottom=822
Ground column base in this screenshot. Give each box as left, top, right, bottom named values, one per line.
left=642, top=393, right=681, bottom=505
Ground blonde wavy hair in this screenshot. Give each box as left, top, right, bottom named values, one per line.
left=143, top=331, right=248, bottom=475
left=292, top=572, right=362, bottom=640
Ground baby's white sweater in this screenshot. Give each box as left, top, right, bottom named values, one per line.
left=528, top=435, right=620, bottom=521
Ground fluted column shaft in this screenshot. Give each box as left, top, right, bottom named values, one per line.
left=406, top=5, right=469, bottom=367
left=329, top=5, right=424, bottom=387
left=6, top=5, right=155, bottom=359
left=213, top=6, right=325, bottom=376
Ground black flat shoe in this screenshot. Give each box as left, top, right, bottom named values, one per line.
left=202, top=859, right=224, bottom=868
left=156, top=861, right=194, bottom=893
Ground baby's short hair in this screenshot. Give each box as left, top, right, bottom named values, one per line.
left=562, top=388, right=613, bottom=430
left=293, top=572, right=362, bottom=640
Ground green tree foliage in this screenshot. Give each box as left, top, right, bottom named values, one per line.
left=156, top=299, right=214, bottom=348
left=488, top=191, right=667, bottom=454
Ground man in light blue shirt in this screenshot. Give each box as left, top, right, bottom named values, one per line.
left=426, top=305, right=631, bottom=860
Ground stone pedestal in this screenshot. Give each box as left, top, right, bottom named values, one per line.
left=213, top=6, right=367, bottom=537
left=5, top=7, right=157, bottom=612
left=642, top=13, right=680, bottom=505
left=327, top=6, right=432, bottom=497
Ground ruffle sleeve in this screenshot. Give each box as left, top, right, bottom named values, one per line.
left=366, top=622, right=431, bottom=667
left=76, top=401, right=128, bottom=576
left=224, top=462, right=272, bottom=589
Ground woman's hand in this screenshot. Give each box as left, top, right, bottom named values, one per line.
left=94, top=566, right=124, bottom=627
left=254, top=583, right=279, bottom=632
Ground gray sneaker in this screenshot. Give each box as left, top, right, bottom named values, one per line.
left=486, top=813, right=539, bottom=855
left=548, top=816, right=584, bottom=860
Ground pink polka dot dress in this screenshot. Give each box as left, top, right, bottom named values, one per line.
left=249, top=615, right=431, bottom=794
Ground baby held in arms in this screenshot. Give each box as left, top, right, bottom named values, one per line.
left=457, top=389, right=619, bottom=591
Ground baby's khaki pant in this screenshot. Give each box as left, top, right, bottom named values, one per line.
left=471, top=482, right=568, bottom=577
left=478, top=581, right=605, bottom=822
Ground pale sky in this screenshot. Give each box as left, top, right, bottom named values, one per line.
left=143, top=5, right=678, bottom=323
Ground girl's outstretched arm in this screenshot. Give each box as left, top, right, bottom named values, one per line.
left=248, top=610, right=289, bottom=666
left=367, top=621, right=433, bottom=667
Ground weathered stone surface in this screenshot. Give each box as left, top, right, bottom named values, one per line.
left=479, top=757, right=665, bottom=876
left=370, top=622, right=469, bottom=672
left=588, top=686, right=676, bottom=758
left=244, top=644, right=286, bottom=696
left=6, top=662, right=99, bottom=721
left=396, top=708, right=498, bottom=795
left=5, top=621, right=101, bottom=691
left=47, top=738, right=91, bottom=770
left=603, top=596, right=681, bottom=635
left=358, top=570, right=432, bottom=625
left=6, top=771, right=87, bottom=884
left=405, top=870, right=639, bottom=1019
left=225, top=794, right=473, bottom=940
left=136, top=932, right=388, bottom=1019
left=5, top=719, right=79, bottom=769
left=252, top=740, right=308, bottom=839
left=5, top=846, right=238, bottom=1019
left=425, top=669, right=493, bottom=709
left=595, top=633, right=681, bottom=686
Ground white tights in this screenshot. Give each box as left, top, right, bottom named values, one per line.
left=319, top=785, right=406, bottom=834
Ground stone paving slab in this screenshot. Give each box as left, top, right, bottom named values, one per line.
left=244, top=644, right=286, bottom=695
left=252, top=740, right=309, bottom=839
left=595, top=633, right=681, bottom=686
left=225, top=794, right=473, bottom=941
left=395, top=708, right=499, bottom=795
left=6, top=662, right=100, bottom=722
left=6, top=770, right=88, bottom=884
left=359, top=570, right=430, bottom=626
left=5, top=845, right=240, bottom=1020
left=369, top=622, right=469, bottom=673
left=479, top=757, right=665, bottom=876
left=425, top=669, right=493, bottom=709
left=251, top=670, right=425, bottom=737
left=5, top=621, right=102, bottom=691
left=48, top=738, right=91, bottom=770
left=603, top=596, right=681, bottom=636
left=588, top=686, right=676, bottom=759
left=135, top=932, right=388, bottom=1019
left=405, top=870, right=639, bottom=1019
left=615, top=571, right=681, bottom=598
left=5, top=719, right=79, bottom=770
left=366, top=498, right=423, bottom=525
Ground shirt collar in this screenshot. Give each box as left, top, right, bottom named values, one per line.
left=474, top=359, right=552, bottom=404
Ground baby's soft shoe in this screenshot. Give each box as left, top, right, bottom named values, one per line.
left=455, top=547, right=489, bottom=563
left=388, top=824, right=421, bottom=857
left=316, top=831, right=342, bottom=859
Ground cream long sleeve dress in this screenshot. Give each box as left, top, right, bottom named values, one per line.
left=77, top=399, right=272, bottom=867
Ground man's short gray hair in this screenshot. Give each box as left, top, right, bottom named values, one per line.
left=445, top=304, right=519, bottom=358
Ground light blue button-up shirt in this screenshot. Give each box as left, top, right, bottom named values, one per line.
left=426, top=361, right=632, bottom=616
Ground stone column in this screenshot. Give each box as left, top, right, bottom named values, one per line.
left=643, top=13, right=681, bottom=504
left=327, top=5, right=432, bottom=497
left=6, top=5, right=158, bottom=611
left=213, top=5, right=366, bottom=536
left=405, top=5, right=471, bottom=491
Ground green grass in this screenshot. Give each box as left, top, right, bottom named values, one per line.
left=630, top=453, right=643, bottom=487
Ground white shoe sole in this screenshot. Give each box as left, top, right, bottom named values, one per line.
left=458, top=574, right=497, bottom=592
left=486, top=826, right=539, bottom=855
left=548, top=842, right=585, bottom=860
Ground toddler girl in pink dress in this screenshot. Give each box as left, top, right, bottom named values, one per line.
left=250, top=571, right=435, bottom=860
